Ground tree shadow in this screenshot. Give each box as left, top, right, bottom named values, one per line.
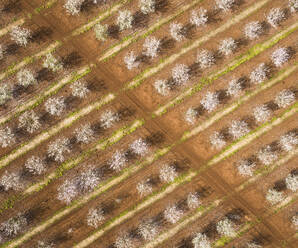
left=155, top=0, right=169, bottom=13
left=1, top=0, right=22, bottom=14
left=36, top=68, right=54, bottom=82
left=5, top=43, right=19, bottom=55
left=62, top=52, right=83, bottom=69
left=118, top=107, right=135, bottom=120
left=107, top=25, right=120, bottom=39
left=132, top=11, right=150, bottom=29
left=145, top=131, right=165, bottom=146
left=30, top=27, right=53, bottom=44
left=87, top=79, right=106, bottom=91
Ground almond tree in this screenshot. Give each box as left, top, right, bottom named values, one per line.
left=86, top=207, right=105, bottom=228
left=172, top=64, right=190, bottom=85
left=187, top=192, right=200, bottom=209
left=137, top=179, right=153, bottom=196
left=70, top=80, right=90, bottom=98
left=216, top=0, right=235, bottom=12
left=218, top=37, right=237, bottom=56
left=190, top=8, right=208, bottom=27
left=143, top=36, right=160, bottom=58
left=185, top=107, right=198, bottom=124
left=285, top=173, right=298, bottom=192
left=129, top=138, right=149, bottom=156
left=159, top=164, right=178, bottom=183
left=0, top=84, right=12, bottom=105
left=37, top=241, right=54, bottom=248
left=109, top=150, right=127, bottom=171
left=18, top=110, right=41, bottom=133
left=226, top=79, right=242, bottom=97
left=57, top=179, right=78, bottom=204
left=244, top=21, right=264, bottom=40
left=17, top=69, right=36, bottom=87
left=139, top=0, right=155, bottom=14
left=279, top=132, right=298, bottom=152
left=237, top=159, right=256, bottom=177
left=43, top=53, right=63, bottom=72
left=164, top=204, right=184, bottom=224
left=266, top=188, right=285, bottom=205
left=210, top=131, right=226, bottom=150
left=154, top=79, right=170, bottom=96
left=47, top=137, right=70, bottom=162
left=271, top=47, right=290, bottom=67
left=74, top=123, right=94, bottom=144
left=77, top=168, right=100, bottom=193
left=138, top=220, right=159, bottom=241
left=289, top=0, right=298, bottom=12
left=274, top=89, right=295, bottom=108
left=124, top=51, right=140, bottom=70
left=10, top=26, right=31, bottom=46
left=25, top=156, right=46, bottom=175
left=196, top=49, right=215, bottom=69
left=200, top=91, right=219, bottom=112
left=64, top=0, right=84, bottom=15
left=257, top=145, right=278, bottom=165
left=0, top=44, right=4, bottom=60
left=0, top=171, right=23, bottom=191
left=100, top=110, right=120, bottom=129
left=267, top=8, right=285, bottom=28
left=246, top=241, right=263, bottom=248
left=229, top=120, right=250, bottom=140
left=291, top=215, right=298, bottom=229
left=170, top=22, right=184, bottom=41
left=94, top=23, right=108, bottom=41
left=114, top=233, right=134, bottom=248
left=216, top=218, right=236, bottom=237
left=0, top=213, right=27, bottom=238
left=117, top=10, right=133, bottom=31
left=192, top=233, right=211, bottom=248
left=45, top=97, right=65, bottom=116
left=249, top=63, right=269, bottom=84
left=253, top=105, right=271, bottom=123
left=0, top=126, right=15, bottom=148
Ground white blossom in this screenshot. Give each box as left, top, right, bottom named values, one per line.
left=267, top=8, right=285, bottom=28
left=285, top=173, right=298, bottom=192
left=0, top=84, right=12, bottom=105
left=246, top=241, right=262, bottom=248
left=237, top=159, right=256, bottom=177
left=291, top=215, right=298, bottom=229
left=226, top=79, right=242, bottom=97
left=57, top=179, right=78, bottom=204
left=172, top=64, right=190, bottom=85
left=210, top=131, right=226, bottom=150
left=94, top=23, right=108, bottom=41
left=187, top=192, right=200, bottom=209
left=271, top=47, right=290, bottom=67
left=86, top=207, right=105, bottom=228
left=192, top=233, right=211, bottom=248
left=279, top=132, right=298, bottom=152
left=289, top=0, right=298, bottom=12
left=74, top=123, right=94, bottom=144
left=137, top=179, right=153, bottom=196
left=229, top=120, right=250, bottom=140
left=218, top=38, right=237, bottom=56
left=45, top=97, right=65, bottom=116
left=190, top=8, right=208, bottom=27
left=154, top=79, right=170, bottom=96
left=64, top=0, right=84, bottom=15
left=139, top=0, right=155, bottom=14
left=257, top=145, right=278, bottom=165
left=100, top=110, right=120, bottom=129
left=109, top=150, right=127, bottom=171
left=25, top=156, right=46, bottom=175
left=196, top=49, right=215, bottom=69
left=36, top=241, right=54, bottom=248
left=124, top=51, right=140, bottom=70
left=138, top=220, right=158, bottom=241
left=216, top=218, right=236, bottom=237
left=10, top=26, right=31, bottom=46
left=70, top=80, right=89, bottom=98
left=143, top=37, right=160, bottom=58
left=114, top=233, right=134, bottom=248
left=129, top=138, right=149, bottom=156
left=170, top=22, right=184, bottom=41
left=0, top=44, right=4, bottom=60
left=164, top=205, right=183, bottom=224
left=117, top=10, right=133, bottom=31
left=43, top=53, right=63, bottom=72
left=0, top=127, right=15, bottom=148
left=266, top=188, right=285, bottom=205
left=17, top=69, right=36, bottom=87
left=274, top=89, right=295, bottom=108
left=159, top=164, right=178, bottom=183
left=77, top=168, right=100, bottom=193
left=0, top=214, right=27, bottom=237
left=185, top=107, right=198, bottom=124
left=200, top=91, right=219, bottom=112
left=0, top=171, right=23, bottom=191
left=244, top=21, right=264, bottom=40
left=18, top=110, right=41, bottom=133
left=249, top=63, right=269, bottom=84
left=47, top=137, right=70, bottom=162
left=216, top=0, right=235, bottom=12
left=253, top=105, right=271, bottom=123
